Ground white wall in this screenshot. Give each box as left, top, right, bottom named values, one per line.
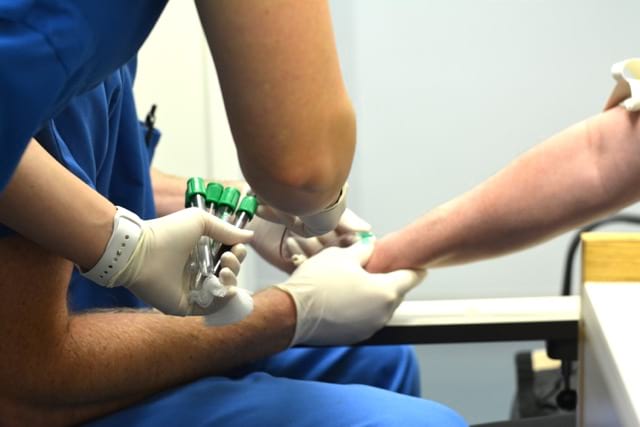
left=134, top=0, right=640, bottom=424
left=134, top=0, right=239, bottom=179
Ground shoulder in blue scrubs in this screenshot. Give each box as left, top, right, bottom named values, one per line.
left=0, top=0, right=167, bottom=192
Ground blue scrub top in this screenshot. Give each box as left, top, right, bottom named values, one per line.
left=0, top=0, right=167, bottom=192
left=0, top=58, right=159, bottom=311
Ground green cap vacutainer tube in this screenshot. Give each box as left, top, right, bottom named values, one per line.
left=186, top=177, right=207, bottom=210
left=215, top=187, right=241, bottom=220
left=213, top=194, right=258, bottom=275
left=205, top=182, right=224, bottom=213
left=209, top=187, right=241, bottom=259
left=185, top=177, right=214, bottom=284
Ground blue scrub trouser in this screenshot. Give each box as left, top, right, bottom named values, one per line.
left=86, top=346, right=467, bottom=427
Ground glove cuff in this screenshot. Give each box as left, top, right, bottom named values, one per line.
left=300, top=183, right=348, bottom=236
left=273, top=283, right=307, bottom=347
left=605, top=58, right=640, bottom=111
left=80, top=206, right=144, bottom=287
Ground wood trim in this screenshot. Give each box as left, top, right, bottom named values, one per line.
left=582, top=232, right=640, bottom=282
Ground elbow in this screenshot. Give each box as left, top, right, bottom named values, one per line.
left=240, top=102, right=356, bottom=215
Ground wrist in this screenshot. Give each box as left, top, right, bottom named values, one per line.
left=79, top=204, right=118, bottom=271
left=80, top=207, right=144, bottom=286
left=261, top=287, right=297, bottom=347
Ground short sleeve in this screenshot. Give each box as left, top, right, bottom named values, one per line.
left=0, top=19, right=67, bottom=192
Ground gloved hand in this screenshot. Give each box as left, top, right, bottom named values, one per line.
left=257, top=183, right=349, bottom=237
left=82, top=207, right=254, bottom=317
left=249, top=208, right=371, bottom=273
left=275, top=240, right=426, bottom=346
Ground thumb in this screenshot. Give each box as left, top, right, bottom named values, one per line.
left=201, top=212, right=254, bottom=244
left=340, top=239, right=376, bottom=266
left=376, top=269, right=426, bottom=296
left=336, top=209, right=372, bottom=233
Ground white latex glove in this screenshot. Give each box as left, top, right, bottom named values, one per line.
left=249, top=208, right=372, bottom=273
left=276, top=240, right=426, bottom=346
left=605, top=58, right=640, bottom=111
left=257, top=183, right=348, bottom=237
left=82, top=207, right=254, bottom=317
left=202, top=246, right=255, bottom=326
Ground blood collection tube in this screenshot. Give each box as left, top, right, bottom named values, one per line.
left=214, top=187, right=240, bottom=222
left=186, top=177, right=214, bottom=277
left=186, top=177, right=207, bottom=210
left=205, top=182, right=224, bottom=214
left=212, top=194, right=258, bottom=275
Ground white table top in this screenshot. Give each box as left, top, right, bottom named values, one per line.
left=583, top=283, right=640, bottom=427
left=389, top=295, right=580, bottom=326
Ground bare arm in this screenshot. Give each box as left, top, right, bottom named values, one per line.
left=195, top=0, right=355, bottom=216
left=0, top=139, right=114, bottom=270
left=367, top=107, right=640, bottom=272
left=0, top=236, right=295, bottom=426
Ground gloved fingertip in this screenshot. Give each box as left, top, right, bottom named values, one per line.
left=291, top=253, right=307, bottom=266
left=343, top=239, right=375, bottom=265
left=236, top=228, right=255, bottom=242
left=229, top=244, right=247, bottom=263
left=219, top=267, right=238, bottom=287
left=339, top=209, right=373, bottom=232
left=200, top=211, right=254, bottom=243
left=379, top=268, right=427, bottom=295
left=284, top=237, right=305, bottom=258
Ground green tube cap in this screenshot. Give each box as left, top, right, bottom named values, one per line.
left=206, top=182, right=224, bottom=206
left=218, top=187, right=241, bottom=211
left=237, top=195, right=258, bottom=219
left=357, top=231, right=375, bottom=244
left=186, top=177, right=206, bottom=201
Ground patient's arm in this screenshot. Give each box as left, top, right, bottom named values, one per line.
left=0, top=236, right=295, bottom=426
left=367, top=106, right=640, bottom=272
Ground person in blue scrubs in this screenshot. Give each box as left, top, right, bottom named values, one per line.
left=0, top=59, right=466, bottom=426
left=0, top=2, right=466, bottom=425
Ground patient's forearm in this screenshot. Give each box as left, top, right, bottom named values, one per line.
left=10, top=290, right=294, bottom=425
left=0, top=237, right=295, bottom=425
left=368, top=107, right=640, bottom=272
